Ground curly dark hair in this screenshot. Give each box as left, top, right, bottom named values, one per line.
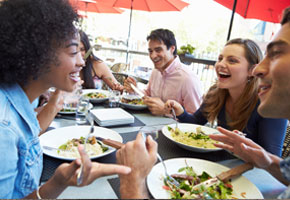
left=146, top=28, right=177, bottom=56
left=0, top=0, right=78, bottom=86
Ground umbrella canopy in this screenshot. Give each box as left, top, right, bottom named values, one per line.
left=214, top=0, right=290, bottom=40
left=97, top=0, right=189, bottom=11
left=96, top=0, right=189, bottom=64
left=69, top=0, right=124, bottom=14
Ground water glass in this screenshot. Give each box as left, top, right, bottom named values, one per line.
left=75, top=98, right=90, bottom=125
left=139, top=126, right=159, bottom=140
left=108, top=90, right=121, bottom=108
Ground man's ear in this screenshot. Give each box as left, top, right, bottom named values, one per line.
left=170, top=45, right=175, bottom=54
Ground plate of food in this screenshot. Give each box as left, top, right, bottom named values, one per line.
left=162, top=123, right=221, bottom=152
left=39, top=125, right=123, bottom=160
left=58, top=102, right=93, bottom=115
left=120, top=94, right=147, bottom=110
left=147, top=158, right=263, bottom=199
left=82, top=89, right=109, bottom=103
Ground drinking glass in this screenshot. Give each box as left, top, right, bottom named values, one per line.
left=139, top=126, right=159, bottom=140
left=108, top=90, right=121, bottom=108
left=75, top=98, right=90, bottom=125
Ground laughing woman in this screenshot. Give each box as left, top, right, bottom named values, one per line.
left=0, top=0, right=130, bottom=198
left=165, top=38, right=287, bottom=156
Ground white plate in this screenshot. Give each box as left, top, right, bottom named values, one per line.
left=162, top=123, right=222, bottom=152
left=39, top=125, right=123, bottom=160
left=82, top=89, right=109, bottom=103
left=120, top=94, right=147, bottom=110
left=147, top=158, right=263, bottom=199
left=58, top=103, right=93, bottom=115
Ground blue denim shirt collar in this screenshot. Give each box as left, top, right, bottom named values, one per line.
left=2, top=84, right=40, bottom=135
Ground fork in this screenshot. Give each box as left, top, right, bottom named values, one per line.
left=76, top=111, right=95, bottom=185
left=141, top=132, right=180, bottom=187
left=171, top=108, right=178, bottom=131
left=156, top=153, right=180, bottom=187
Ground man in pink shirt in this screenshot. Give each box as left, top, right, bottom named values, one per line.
left=124, top=28, right=203, bottom=115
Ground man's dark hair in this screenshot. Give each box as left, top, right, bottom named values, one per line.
left=281, top=7, right=290, bottom=25
left=0, top=0, right=78, bottom=86
left=146, top=28, right=177, bottom=56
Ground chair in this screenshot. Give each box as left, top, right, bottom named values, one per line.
left=101, top=72, right=128, bottom=90
left=110, top=63, right=128, bottom=73
left=282, top=125, right=290, bottom=159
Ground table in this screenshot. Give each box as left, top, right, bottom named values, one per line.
left=41, top=104, right=287, bottom=199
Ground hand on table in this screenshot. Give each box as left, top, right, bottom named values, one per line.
left=164, top=100, right=184, bottom=116
left=143, top=96, right=165, bottom=116
left=116, top=133, right=157, bottom=199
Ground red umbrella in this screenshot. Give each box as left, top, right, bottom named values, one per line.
left=96, top=0, right=189, bottom=63
left=97, top=0, right=189, bottom=11
left=214, top=0, right=290, bottom=40
left=69, top=0, right=124, bottom=14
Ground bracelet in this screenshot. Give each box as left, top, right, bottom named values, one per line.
left=36, top=186, right=42, bottom=199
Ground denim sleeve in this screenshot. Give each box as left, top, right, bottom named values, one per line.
left=257, top=117, right=287, bottom=156
left=177, top=104, right=208, bottom=125
left=0, top=123, right=19, bottom=198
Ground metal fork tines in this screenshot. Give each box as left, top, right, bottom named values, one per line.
left=77, top=111, right=95, bottom=185
left=157, top=154, right=180, bottom=187
left=171, top=108, right=178, bottom=130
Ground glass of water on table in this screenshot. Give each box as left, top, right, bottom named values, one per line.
left=75, top=97, right=90, bottom=125
left=108, top=90, right=121, bottom=108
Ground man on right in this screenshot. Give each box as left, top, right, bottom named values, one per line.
left=210, top=7, right=290, bottom=198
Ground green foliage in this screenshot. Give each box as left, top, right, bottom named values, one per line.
left=177, top=44, right=196, bottom=55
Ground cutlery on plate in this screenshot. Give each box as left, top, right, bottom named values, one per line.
left=95, top=136, right=124, bottom=149
left=171, top=108, right=179, bottom=131
left=77, top=111, right=95, bottom=186
left=141, top=132, right=180, bottom=187
left=42, top=145, right=73, bottom=152
left=191, top=163, right=253, bottom=190
left=130, top=83, right=144, bottom=98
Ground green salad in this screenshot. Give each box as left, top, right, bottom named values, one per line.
left=163, top=166, right=233, bottom=199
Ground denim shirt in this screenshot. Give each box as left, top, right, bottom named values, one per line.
left=0, top=84, right=42, bottom=199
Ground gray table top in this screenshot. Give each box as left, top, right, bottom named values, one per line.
left=43, top=104, right=286, bottom=199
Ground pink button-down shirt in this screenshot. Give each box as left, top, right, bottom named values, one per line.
left=144, top=56, right=203, bottom=114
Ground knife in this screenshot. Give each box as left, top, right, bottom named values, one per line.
left=95, top=136, right=125, bottom=149
left=130, top=83, right=145, bottom=98
left=191, top=163, right=253, bottom=190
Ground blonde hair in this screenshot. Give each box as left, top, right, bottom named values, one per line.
left=203, top=38, right=263, bottom=131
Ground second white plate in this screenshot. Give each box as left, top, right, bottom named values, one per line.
left=39, top=125, right=123, bottom=160
left=162, top=123, right=222, bottom=152
left=147, top=158, right=263, bottom=199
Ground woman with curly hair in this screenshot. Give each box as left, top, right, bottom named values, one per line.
left=79, top=30, right=123, bottom=91
left=0, top=0, right=130, bottom=198
left=165, top=38, right=287, bottom=156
